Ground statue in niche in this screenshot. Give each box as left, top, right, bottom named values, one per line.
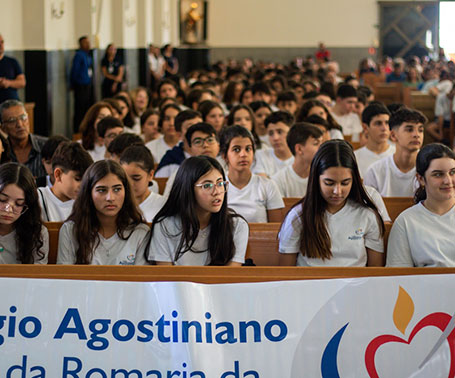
left=181, top=1, right=205, bottom=45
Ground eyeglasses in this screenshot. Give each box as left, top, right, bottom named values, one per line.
left=1, top=114, right=28, bottom=127
left=0, top=200, right=28, bottom=215
left=191, top=136, right=217, bottom=147
left=194, top=180, right=229, bottom=193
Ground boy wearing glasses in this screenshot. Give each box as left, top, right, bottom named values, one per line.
left=0, top=99, right=47, bottom=177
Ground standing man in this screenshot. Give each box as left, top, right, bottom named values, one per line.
left=0, top=34, right=26, bottom=104
left=70, top=36, right=94, bottom=133
left=0, top=99, right=47, bottom=177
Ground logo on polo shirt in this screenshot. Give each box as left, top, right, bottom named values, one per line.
left=119, top=254, right=136, bottom=265
left=348, top=228, right=364, bottom=240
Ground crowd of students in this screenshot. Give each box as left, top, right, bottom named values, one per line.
left=0, top=53, right=454, bottom=268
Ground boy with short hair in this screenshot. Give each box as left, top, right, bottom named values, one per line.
left=96, top=116, right=124, bottom=159
left=107, top=133, right=144, bottom=162
left=330, top=84, right=363, bottom=137
left=36, top=134, right=70, bottom=187
left=37, top=142, right=93, bottom=221
left=276, top=90, right=298, bottom=116
left=364, top=107, right=426, bottom=197
left=271, top=123, right=323, bottom=197
left=355, top=103, right=395, bottom=177
left=253, top=111, right=295, bottom=178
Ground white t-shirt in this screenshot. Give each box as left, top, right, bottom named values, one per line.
left=434, top=92, right=455, bottom=121
left=146, top=136, right=174, bottom=165
left=271, top=165, right=308, bottom=198
left=150, top=181, right=159, bottom=194
left=88, top=144, right=106, bottom=162
left=38, top=187, right=74, bottom=222
left=354, top=145, right=396, bottom=178
left=139, top=192, right=166, bottom=222
left=57, top=221, right=150, bottom=265
left=227, top=174, right=284, bottom=223
left=364, top=185, right=391, bottom=223
left=330, top=112, right=363, bottom=136
left=279, top=200, right=384, bottom=266
left=0, top=226, right=49, bottom=264
left=363, top=155, right=417, bottom=197
left=387, top=202, right=455, bottom=267
left=148, top=215, right=248, bottom=265
left=329, top=129, right=344, bottom=140
left=259, top=134, right=271, bottom=148
left=253, top=148, right=294, bottom=177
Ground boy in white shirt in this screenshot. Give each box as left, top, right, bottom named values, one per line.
left=330, top=84, right=363, bottom=138
left=253, top=111, right=295, bottom=177
left=364, top=107, right=426, bottom=197
left=38, top=142, right=93, bottom=221
left=271, top=123, right=323, bottom=197
left=96, top=116, right=124, bottom=160
left=355, top=103, right=395, bottom=177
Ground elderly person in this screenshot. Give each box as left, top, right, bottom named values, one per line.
left=0, top=99, right=47, bottom=177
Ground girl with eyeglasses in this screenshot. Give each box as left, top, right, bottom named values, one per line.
left=0, top=163, right=48, bottom=264
left=219, top=125, right=285, bottom=223
left=57, top=160, right=150, bottom=265
left=147, top=155, right=248, bottom=266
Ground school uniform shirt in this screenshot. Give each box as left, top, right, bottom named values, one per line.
left=227, top=174, right=284, bottom=223
left=150, top=180, right=159, bottom=194
left=148, top=215, right=248, bottom=265
left=279, top=200, right=384, bottom=266
left=57, top=221, right=150, bottom=265
left=354, top=144, right=396, bottom=178
left=139, top=192, right=166, bottom=222
left=87, top=144, right=106, bottom=162
left=364, top=185, right=391, bottom=223
left=434, top=92, right=455, bottom=122
left=363, top=155, right=417, bottom=197
left=37, top=187, right=74, bottom=222
left=386, top=203, right=455, bottom=267
left=253, top=148, right=294, bottom=177
left=271, top=165, right=308, bottom=198
left=329, top=129, right=344, bottom=140
left=259, top=134, right=271, bottom=148
left=146, top=136, right=173, bottom=167
left=0, top=226, right=49, bottom=264
left=330, top=112, right=363, bottom=136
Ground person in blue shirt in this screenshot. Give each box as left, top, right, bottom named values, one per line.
left=70, top=36, right=94, bottom=133
left=386, top=62, right=407, bottom=83
left=0, top=34, right=26, bottom=104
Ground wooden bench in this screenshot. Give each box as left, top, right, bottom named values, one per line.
left=24, top=102, right=35, bottom=134
left=154, top=177, right=168, bottom=195
left=373, top=83, right=403, bottom=105
left=408, top=92, right=435, bottom=121
left=383, top=197, right=414, bottom=222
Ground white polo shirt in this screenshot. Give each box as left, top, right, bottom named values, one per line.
left=139, top=192, right=166, bottom=222
left=271, top=165, right=308, bottom=198
left=38, top=186, right=74, bottom=222
left=0, top=226, right=49, bottom=264
left=354, top=145, right=396, bottom=178
left=253, top=148, right=294, bottom=177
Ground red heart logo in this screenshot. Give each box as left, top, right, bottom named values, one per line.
left=365, top=312, right=455, bottom=378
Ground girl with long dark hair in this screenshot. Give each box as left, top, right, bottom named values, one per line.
left=57, top=160, right=149, bottom=265
left=279, top=140, right=385, bottom=266
left=226, top=104, right=262, bottom=149
left=0, top=163, right=48, bottom=264
left=387, top=143, right=455, bottom=267
left=147, top=156, right=248, bottom=266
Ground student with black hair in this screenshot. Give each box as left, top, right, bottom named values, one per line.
left=303, top=115, right=331, bottom=142
left=354, top=103, right=395, bottom=177
left=107, top=133, right=144, bottom=162
left=96, top=116, right=124, bottom=160
left=364, top=107, right=426, bottom=197
left=271, top=123, right=323, bottom=197
left=38, top=142, right=93, bottom=221
left=249, top=101, right=272, bottom=148
left=0, top=163, right=49, bottom=264
left=140, top=109, right=160, bottom=143
left=276, top=91, right=298, bottom=116
left=155, top=109, right=203, bottom=178
left=387, top=143, right=455, bottom=267
left=279, top=140, right=385, bottom=267
left=147, top=156, right=248, bottom=266
left=226, top=104, right=262, bottom=150
left=253, top=111, right=295, bottom=177
left=36, top=135, right=70, bottom=188
left=197, top=100, right=225, bottom=133
left=330, top=84, right=363, bottom=138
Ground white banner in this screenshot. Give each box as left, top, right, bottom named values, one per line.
left=0, top=274, right=454, bottom=378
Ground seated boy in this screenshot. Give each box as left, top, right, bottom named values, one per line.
left=271, top=123, right=323, bottom=197
left=276, top=90, right=298, bottom=116
left=155, top=109, right=202, bottom=178
left=36, top=135, right=70, bottom=188
left=163, top=122, right=219, bottom=197
left=253, top=111, right=295, bottom=178
left=37, top=142, right=93, bottom=221
left=364, top=107, right=426, bottom=197
left=330, top=84, right=363, bottom=138
left=96, top=116, right=124, bottom=160
left=354, top=103, right=395, bottom=177
left=107, top=133, right=144, bottom=162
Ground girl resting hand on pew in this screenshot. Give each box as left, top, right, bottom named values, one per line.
left=57, top=160, right=150, bottom=265
left=0, top=163, right=48, bottom=264
left=219, top=125, right=285, bottom=223
left=147, top=156, right=248, bottom=266
left=278, top=140, right=385, bottom=267
left=387, top=143, right=455, bottom=267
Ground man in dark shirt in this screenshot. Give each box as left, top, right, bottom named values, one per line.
left=70, top=36, right=94, bottom=133
left=0, top=99, right=47, bottom=177
left=0, top=34, right=26, bottom=104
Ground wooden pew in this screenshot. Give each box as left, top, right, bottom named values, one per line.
left=24, top=102, right=35, bottom=134
left=46, top=222, right=63, bottom=264
left=408, top=92, right=435, bottom=121
left=373, top=83, right=403, bottom=105
left=283, top=197, right=300, bottom=214
left=383, top=197, right=414, bottom=222
left=155, top=177, right=168, bottom=195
